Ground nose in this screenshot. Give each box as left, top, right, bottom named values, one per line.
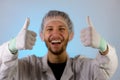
left=50, top=29, right=62, bottom=40
left=52, top=29, right=60, bottom=36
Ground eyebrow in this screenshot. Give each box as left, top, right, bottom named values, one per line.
left=46, top=24, right=67, bottom=28
left=58, top=25, right=66, bottom=28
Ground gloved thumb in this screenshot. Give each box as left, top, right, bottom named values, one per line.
left=21, top=17, right=30, bottom=30
left=87, top=16, right=94, bottom=27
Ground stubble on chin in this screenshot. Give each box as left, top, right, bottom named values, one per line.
left=45, top=39, right=69, bottom=56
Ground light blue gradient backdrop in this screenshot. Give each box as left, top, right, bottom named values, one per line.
left=0, top=0, right=120, bottom=80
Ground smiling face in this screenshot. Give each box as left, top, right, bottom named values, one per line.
left=40, top=19, right=73, bottom=55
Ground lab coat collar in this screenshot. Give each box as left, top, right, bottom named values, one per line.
left=41, top=54, right=74, bottom=80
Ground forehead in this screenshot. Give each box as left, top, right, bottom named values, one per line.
left=45, top=20, right=67, bottom=28
left=43, top=18, right=68, bottom=30
left=43, top=16, right=67, bottom=27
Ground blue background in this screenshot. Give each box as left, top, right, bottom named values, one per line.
left=0, top=0, right=120, bottom=80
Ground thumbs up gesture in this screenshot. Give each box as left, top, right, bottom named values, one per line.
left=15, top=18, right=37, bottom=50
left=80, top=16, right=107, bottom=52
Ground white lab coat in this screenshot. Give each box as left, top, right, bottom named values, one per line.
left=0, top=42, right=118, bottom=80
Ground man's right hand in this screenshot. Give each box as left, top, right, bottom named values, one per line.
left=16, top=18, right=37, bottom=50
left=9, top=18, right=37, bottom=52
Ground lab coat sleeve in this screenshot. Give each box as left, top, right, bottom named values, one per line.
left=96, top=44, right=118, bottom=79
left=0, top=42, right=18, bottom=80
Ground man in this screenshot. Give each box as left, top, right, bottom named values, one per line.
left=0, top=10, right=118, bottom=80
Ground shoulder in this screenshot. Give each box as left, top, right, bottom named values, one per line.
left=19, top=55, right=42, bottom=64
left=70, top=55, right=97, bottom=66
left=70, top=55, right=90, bottom=62
left=70, top=55, right=99, bottom=74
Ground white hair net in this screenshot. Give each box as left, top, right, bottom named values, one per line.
left=40, top=10, right=74, bottom=33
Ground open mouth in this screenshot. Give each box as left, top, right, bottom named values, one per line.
left=51, top=40, right=61, bottom=45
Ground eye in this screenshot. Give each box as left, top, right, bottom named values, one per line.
left=46, top=27, right=53, bottom=32
left=47, top=28, right=53, bottom=31
left=59, top=27, right=65, bottom=31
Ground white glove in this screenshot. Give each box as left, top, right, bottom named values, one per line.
left=9, top=18, right=37, bottom=52
left=80, top=16, right=107, bottom=52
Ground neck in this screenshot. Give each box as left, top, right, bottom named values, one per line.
left=48, top=51, right=67, bottom=63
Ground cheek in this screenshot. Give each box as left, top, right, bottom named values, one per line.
left=44, top=34, right=51, bottom=41
left=63, top=33, right=69, bottom=39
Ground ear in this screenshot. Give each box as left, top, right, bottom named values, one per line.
left=40, top=32, right=44, bottom=41
left=69, top=32, right=74, bottom=41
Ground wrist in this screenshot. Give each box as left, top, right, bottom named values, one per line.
left=99, top=37, right=107, bottom=52
left=8, top=38, right=18, bottom=54
left=99, top=45, right=109, bottom=55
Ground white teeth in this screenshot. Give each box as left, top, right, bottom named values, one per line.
left=51, top=40, right=61, bottom=43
